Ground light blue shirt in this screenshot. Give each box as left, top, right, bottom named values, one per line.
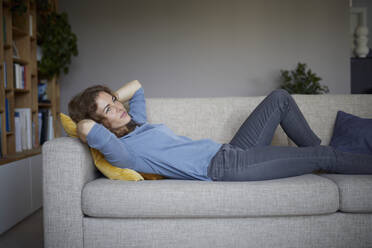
left=87, top=87, right=222, bottom=181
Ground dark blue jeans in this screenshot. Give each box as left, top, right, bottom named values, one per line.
left=207, top=89, right=372, bottom=181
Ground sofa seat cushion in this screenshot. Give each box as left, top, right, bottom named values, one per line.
left=82, top=174, right=339, bottom=218
left=319, top=174, right=372, bottom=213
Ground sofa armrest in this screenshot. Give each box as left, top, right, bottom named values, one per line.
left=42, top=137, right=100, bottom=248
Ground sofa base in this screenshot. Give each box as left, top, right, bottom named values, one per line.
left=84, top=212, right=372, bottom=248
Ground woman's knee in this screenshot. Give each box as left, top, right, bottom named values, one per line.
left=268, top=89, right=291, bottom=107
left=269, top=89, right=290, bottom=98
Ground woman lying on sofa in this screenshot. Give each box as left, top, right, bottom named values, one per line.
left=68, top=80, right=372, bottom=181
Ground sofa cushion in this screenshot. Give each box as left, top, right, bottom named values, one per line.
left=82, top=174, right=339, bottom=218
left=319, top=174, right=372, bottom=213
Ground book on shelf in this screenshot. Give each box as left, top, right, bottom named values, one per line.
left=14, top=108, right=32, bottom=151
left=38, top=111, right=42, bottom=144
left=14, top=112, right=22, bottom=152
left=13, top=63, right=26, bottom=89
left=48, top=111, right=54, bottom=141
left=3, top=62, right=7, bottom=88
left=39, top=109, right=54, bottom=145
left=5, top=98, right=10, bottom=132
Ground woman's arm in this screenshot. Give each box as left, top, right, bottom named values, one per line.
left=85, top=122, right=136, bottom=168
left=77, top=119, right=136, bottom=168
left=115, top=80, right=142, bottom=103
left=77, top=119, right=96, bottom=143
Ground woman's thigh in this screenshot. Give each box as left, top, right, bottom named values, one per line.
left=208, top=144, right=336, bottom=181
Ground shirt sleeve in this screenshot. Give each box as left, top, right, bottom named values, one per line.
left=86, top=123, right=136, bottom=169
left=128, top=87, right=147, bottom=125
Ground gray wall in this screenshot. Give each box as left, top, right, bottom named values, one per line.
left=59, top=0, right=350, bottom=115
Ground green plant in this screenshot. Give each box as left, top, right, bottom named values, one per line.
left=11, top=0, right=28, bottom=16
left=37, top=0, right=78, bottom=79
left=279, top=63, right=329, bottom=94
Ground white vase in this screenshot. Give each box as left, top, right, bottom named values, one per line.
left=354, top=26, right=369, bottom=58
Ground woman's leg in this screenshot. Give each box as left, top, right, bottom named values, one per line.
left=229, top=89, right=321, bottom=149
left=207, top=144, right=372, bottom=181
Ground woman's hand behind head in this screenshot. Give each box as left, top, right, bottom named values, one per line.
left=77, top=119, right=96, bottom=143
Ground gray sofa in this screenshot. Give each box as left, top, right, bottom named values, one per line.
left=43, top=94, right=372, bottom=248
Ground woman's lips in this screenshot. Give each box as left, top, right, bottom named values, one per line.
left=121, top=112, right=127, bottom=118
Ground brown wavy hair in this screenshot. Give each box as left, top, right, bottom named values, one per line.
left=68, top=85, right=139, bottom=137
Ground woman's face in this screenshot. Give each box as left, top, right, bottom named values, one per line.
left=95, top=91, right=131, bottom=131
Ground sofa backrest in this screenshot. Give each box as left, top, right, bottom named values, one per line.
left=144, top=94, right=372, bottom=146
left=291, top=94, right=372, bottom=145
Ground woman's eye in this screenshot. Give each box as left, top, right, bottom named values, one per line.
left=106, top=107, right=111, bottom=113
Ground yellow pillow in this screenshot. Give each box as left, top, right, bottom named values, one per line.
left=60, top=113, right=165, bottom=181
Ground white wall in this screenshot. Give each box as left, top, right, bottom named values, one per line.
left=58, top=0, right=350, bottom=115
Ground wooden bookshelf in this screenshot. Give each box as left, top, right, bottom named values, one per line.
left=0, top=0, right=61, bottom=164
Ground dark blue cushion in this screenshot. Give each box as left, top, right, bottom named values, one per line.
left=329, top=111, right=372, bottom=155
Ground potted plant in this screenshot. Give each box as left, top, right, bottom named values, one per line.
left=36, top=0, right=78, bottom=79
left=279, top=63, right=329, bottom=94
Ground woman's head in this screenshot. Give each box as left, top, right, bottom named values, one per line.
left=68, top=85, right=137, bottom=137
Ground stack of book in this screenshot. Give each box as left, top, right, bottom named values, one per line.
left=38, top=109, right=54, bottom=145
left=14, top=108, right=32, bottom=152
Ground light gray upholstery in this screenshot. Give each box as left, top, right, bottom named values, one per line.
left=83, top=213, right=372, bottom=248
left=43, top=94, right=372, bottom=248
left=320, top=174, right=372, bottom=212
left=82, top=174, right=339, bottom=218
left=145, top=96, right=289, bottom=146
left=43, top=137, right=100, bottom=248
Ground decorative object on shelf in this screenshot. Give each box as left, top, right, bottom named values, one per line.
left=38, top=79, right=50, bottom=103
left=12, top=41, right=20, bottom=58
left=355, top=26, right=369, bottom=58
left=279, top=63, right=329, bottom=95
left=36, top=0, right=78, bottom=79
left=350, top=7, right=370, bottom=58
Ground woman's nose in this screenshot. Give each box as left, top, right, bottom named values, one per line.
left=114, top=106, right=122, bottom=113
